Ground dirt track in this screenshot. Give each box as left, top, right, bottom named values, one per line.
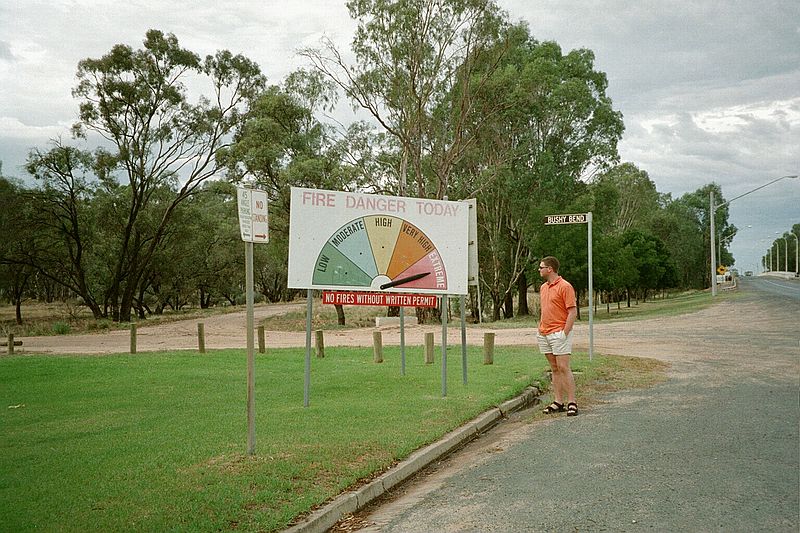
left=12, top=294, right=748, bottom=359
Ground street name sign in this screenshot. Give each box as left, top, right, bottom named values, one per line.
left=544, top=213, right=588, bottom=225
left=237, top=187, right=269, bottom=243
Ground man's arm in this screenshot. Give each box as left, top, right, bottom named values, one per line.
left=564, top=306, right=577, bottom=335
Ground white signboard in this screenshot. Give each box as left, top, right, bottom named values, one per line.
left=288, top=187, right=469, bottom=295
left=237, top=187, right=269, bottom=243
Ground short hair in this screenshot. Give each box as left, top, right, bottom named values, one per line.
left=540, top=256, right=560, bottom=273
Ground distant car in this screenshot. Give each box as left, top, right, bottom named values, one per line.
left=745, top=271, right=753, bottom=277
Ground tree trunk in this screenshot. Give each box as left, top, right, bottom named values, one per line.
left=335, top=304, right=345, bottom=325
left=416, top=306, right=441, bottom=324
left=470, top=288, right=480, bottom=321
left=15, top=297, right=22, bottom=325
left=517, top=272, right=529, bottom=316
left=503, top=291, right=514, bottom=319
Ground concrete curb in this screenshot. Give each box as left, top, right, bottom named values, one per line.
left=283, top=385, right=542, bottom=533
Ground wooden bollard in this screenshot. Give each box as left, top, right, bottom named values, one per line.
left=424, top=332, right=434, bottom=364
left=258, top=326, right=265, bottom=354
left=315, top=330, right=325, bottom=358
left=373, top=330, right=383, bottom=363
left=197, top=323, right=205, bottom=353
left=483, top=332, right=495, bottom=365
left=7, top=333, right=14, bottom=355
left=130, top=323, right=137, bottom=354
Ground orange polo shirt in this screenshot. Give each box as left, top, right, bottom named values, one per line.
left=539, top=276, right=576, bottom=334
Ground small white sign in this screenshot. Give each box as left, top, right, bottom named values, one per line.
left=237, top=187, right=269, bottom=243
left=544, top=213, right=588, bottom=225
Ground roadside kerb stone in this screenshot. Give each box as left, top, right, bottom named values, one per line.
left=283, top=385, right=541, bottom=533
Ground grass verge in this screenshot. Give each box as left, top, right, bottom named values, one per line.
left=0, top=347, right=666, bottom=532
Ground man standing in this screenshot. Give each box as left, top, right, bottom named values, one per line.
left=536, top=256, right=579, bottom=416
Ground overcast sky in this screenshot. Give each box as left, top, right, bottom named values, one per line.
left=1, top=0, right=798, bottom=272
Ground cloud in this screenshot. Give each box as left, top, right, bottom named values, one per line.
left=0, top=40, right=14, bottom=61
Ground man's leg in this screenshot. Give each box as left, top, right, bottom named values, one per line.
left=554, top=353, right=576, bottom=404
left=545, top=353, right=564, bottom=403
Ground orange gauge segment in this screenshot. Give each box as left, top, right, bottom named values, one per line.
left=386, top=221, right=436, bottom=279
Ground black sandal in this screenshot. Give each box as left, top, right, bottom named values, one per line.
left=566, top=402, right=579, bottom=416
left=543, top=401, right=565, bottom=414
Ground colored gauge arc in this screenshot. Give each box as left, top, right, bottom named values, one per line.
left=312, top=215, right=447, bottom=291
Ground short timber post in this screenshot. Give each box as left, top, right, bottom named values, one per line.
left=197, top=323, right=205, bottom=353
left=483, top=332, right=495, bottom=365
left=130, top=323, right=137, bottom=354
left=315, top=330, right=325, bottom=358
left=373, top=331, right=383, bottom=363
left=424, top=332, right=434, bottom=364
left=257, top=326, right=265, bottom=354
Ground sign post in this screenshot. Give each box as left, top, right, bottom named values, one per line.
left=237, top=187, right=269, bottom=455
left=544, top=212, right=594, bottom=361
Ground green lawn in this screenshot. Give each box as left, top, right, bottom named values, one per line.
left=2, top=346, right=564, bottom=532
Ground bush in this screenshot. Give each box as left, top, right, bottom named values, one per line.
left=51, top=322, right=71, bottom=335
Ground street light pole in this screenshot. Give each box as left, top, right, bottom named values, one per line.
left=710, top=175, right=798, bottom=295
left=790, top=232, right=799, bottom=275
left=710, top=191, right=717, bottom=294
left=777, top=236, right=788, bottom=273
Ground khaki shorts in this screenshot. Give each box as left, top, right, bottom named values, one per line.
left=536, top=330, right=573, bottom=356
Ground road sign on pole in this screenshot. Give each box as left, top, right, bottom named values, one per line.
left=544, top=212, right=594, bottom=360
left=235, top=186, right=269, bottom=454
left=544, top=213, right=588, bottom=225
left=237, top=187, right=269, bottom=243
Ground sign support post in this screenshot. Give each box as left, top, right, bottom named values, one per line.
left=400, top=306, right=406, bottom=375
left=587, top=212, right=593, bottom=361
left=544, top=212, right=594, bottom=361
left=441, top=295, right=448, bottom=397
left=245, top=240, right=256, bottom=455
left=304, top=290, right=312, bottom=407
left=460, top=295, right=467, bottom=384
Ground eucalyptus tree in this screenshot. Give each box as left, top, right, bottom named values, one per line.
left=456, top=24, right=623, bottom=320
left=0, top=175, right=38, bottom=324
left=140, top=180, right=243, bottom=315
left=651, top=184, right=732, bottom=289
left=223, top=74, right=368, bottom=321
left=67, top=29, right=265, bottom=321
left=591, top=163, right=660, bottom=234
left=302, top=0, right=509, bottom=198
left=24, top=142, right=108, bottom=318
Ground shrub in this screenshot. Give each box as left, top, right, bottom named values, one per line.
left=52, top=322, right=71, bottom=335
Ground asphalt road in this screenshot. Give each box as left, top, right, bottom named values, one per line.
left=355, top=277, right=800, bottom=532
